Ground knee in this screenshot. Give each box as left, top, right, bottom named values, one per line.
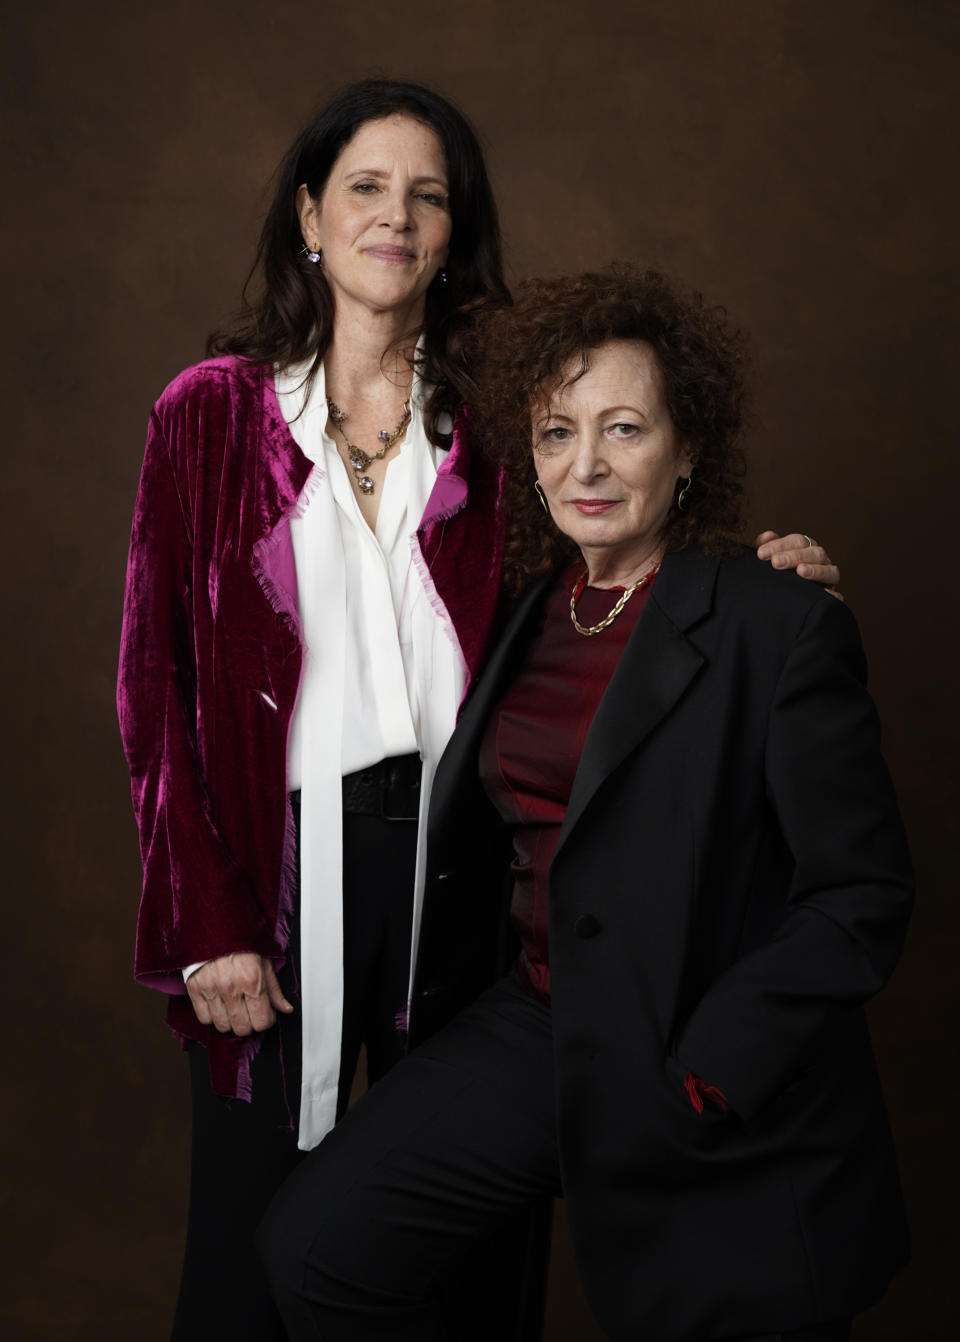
left=255, top=1194, right=306, bottom=1308
left=258, top=1183, right=402, bottom=1330
left=256, top=1170, right=364, bottom=1314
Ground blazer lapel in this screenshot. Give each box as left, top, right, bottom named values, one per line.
left=557, top=549, right=719, bottom=852
left=428, top=573, right=553, bottom=845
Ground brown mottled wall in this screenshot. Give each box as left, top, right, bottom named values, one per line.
left=2, top=1, right=956, bottom=1338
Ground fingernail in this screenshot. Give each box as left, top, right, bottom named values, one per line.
left=773, top=554, right=787, bottom=567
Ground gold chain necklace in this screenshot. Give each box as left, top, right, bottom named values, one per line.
left=570, top=562, right=661, bottom=636
left=326, top=396, right=411, bottom=496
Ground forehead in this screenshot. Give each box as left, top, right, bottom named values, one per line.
left=334, top=114, right=447, bottom=173
left=545, top=340, right=666, bottom=412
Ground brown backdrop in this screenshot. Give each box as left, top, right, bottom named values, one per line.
left=3, top=1, right=957, bottom=1338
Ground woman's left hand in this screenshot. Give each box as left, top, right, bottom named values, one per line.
left=755, top=531, right=843, bottom=598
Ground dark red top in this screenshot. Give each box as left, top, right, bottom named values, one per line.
left=479, top=564, right=654, bottom=1003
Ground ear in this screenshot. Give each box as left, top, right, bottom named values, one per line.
left=296, top=184, right=320, bottom=250
left=676, top=440, right=695, bottom=480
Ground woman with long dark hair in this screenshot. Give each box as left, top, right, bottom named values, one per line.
left=118, top=82, right=839, bottom=1339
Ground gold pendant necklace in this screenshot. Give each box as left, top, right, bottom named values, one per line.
left=326, top=396, right=411, bottom=496
left=570, top=562, right=661, bottom=636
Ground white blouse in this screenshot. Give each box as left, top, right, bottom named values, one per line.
left=281, top=362, right=447, bottom=783
left=274, top=356, right=467, bottom=1149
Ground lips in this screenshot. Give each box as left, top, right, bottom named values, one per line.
left=570, top=499, right=620, bottom=515
left=365, top=245, right=415, bottom=262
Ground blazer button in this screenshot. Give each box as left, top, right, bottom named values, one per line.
left=574, top=914, right=601, bottom=939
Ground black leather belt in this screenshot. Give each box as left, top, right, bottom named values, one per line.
left=340, top=753, right=422, bottom=821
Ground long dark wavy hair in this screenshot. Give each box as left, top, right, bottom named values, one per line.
left=473, top=266, right=749, bottom=595
left=208, top=79, right=510, bottom=440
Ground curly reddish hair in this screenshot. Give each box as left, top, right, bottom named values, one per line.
left=473, top=266, right=749, bottom=594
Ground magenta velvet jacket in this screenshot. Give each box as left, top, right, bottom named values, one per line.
left=117, top=356, right=505, bottom=1099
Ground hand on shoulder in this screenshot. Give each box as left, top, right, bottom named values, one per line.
left=755, top=531, right=843, bottom=600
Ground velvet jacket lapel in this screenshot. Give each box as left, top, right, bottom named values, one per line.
left=427, top=572, right=554, bottom=849
left=416, top=407, right=506, bottom=691
left=254, top=381, right=504, bottom=683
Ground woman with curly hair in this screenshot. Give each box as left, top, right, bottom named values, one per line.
left=258, top=266, right=911, bottom=1341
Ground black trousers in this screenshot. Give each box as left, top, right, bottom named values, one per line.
left=170, top=807, right=420, bottom=1342
left=258, top=978, right=852, bottom=1342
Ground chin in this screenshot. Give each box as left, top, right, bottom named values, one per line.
left=368, top=283, right=428, bottom=315
left=567, top=520, right=627, bottom=548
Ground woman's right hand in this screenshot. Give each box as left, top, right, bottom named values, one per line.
left=186, top=953, right=294, bottom=1036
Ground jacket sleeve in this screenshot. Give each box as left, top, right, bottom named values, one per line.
left=117, top=404, right=280, bottom=994
left=674, top=594, right=914, bottom=1122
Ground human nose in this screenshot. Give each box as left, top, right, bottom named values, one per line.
left=380, top=186, right=412, bottom=230
left=568, top=430, right=609, bottom=482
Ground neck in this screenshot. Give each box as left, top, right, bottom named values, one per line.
left=324, top=298, right=422, bottom=404
left=581, top=538, right=665, bottom=589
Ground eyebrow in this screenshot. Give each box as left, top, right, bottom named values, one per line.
left=544, top=405, right=653, bottom=422
left=343, top=168, right=448, bottom=187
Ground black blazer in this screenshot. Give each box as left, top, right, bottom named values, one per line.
left=411, top=547, right=913, bottom=1341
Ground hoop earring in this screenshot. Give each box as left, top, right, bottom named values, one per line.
left=677, top=473, right=693, bottom=512
left=534, top=480, right=549, bottom=515
left=301, top=244, right=322, bottom=265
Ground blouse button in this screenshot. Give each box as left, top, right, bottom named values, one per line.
left=574, top=914, right=601, bottom=939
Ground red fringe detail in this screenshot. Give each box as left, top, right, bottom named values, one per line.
left=683, top=1070, right=730, bottom=1115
